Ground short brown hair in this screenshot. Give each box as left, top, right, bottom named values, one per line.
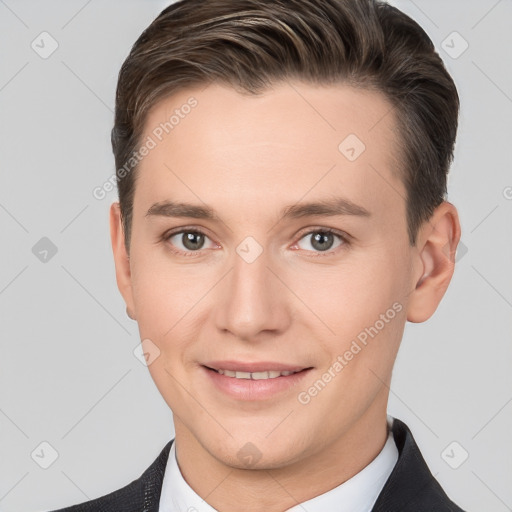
left=112, top=0, right=459, bottom=253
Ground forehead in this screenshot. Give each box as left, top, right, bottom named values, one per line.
left=135, top=81, right=405, bottom=218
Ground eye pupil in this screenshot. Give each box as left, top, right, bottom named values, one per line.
left=182, top=232, right=204, bottom=250
left=311, top=232, right=334, bottom=251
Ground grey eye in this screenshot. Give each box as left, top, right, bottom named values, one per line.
left=168, top=231, right=213, bottom=251
left=297, top=231, right=343, bottom=252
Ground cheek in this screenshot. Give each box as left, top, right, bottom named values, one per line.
left=289, top=249, right=408, bottom=363
left=130, top=255, right=202, bottom=409
left=129, top=247, right=204, bottom=331
left=296, top=251, right=405, bottom=320
left=128, top=249, right=217, bottom=386
left=336, top=253, right=408, bottom=369
left=130, top=263, right=171, bottom=339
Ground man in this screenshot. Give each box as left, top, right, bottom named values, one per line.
left=51, top=0, right=465, bottom=510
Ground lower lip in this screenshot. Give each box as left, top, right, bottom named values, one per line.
left=202, top=366, right=313, bottom=401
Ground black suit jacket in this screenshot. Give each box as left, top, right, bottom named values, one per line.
left=50, top=418, right=465, bottom=511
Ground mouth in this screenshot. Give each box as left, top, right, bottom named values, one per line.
left=201, top=363, right=314, bottom=400
left=203, top=366, right=310, bottom=380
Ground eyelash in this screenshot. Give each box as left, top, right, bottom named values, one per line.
left=161, top=226, right=350, bottom=258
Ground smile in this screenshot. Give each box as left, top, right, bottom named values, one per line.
left=201, top=361, right=313, bottom=400
left=214, top=369, right=300, bottom=379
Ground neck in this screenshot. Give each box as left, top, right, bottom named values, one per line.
left=172, top=394, right=390, bottom=512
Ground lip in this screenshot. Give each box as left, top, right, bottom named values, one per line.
left=201, top=364, right=313, bottom=401
left=203, top=360, right=309, bottom=373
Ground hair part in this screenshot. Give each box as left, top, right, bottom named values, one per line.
left=112, top=0, right=459, bottom=253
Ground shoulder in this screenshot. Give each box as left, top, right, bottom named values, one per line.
left=372, top=418, right=465, bottom=512
left=48, top=439, right=174, bottom=512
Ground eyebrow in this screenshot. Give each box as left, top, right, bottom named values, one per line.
left=145, top=201, right=218, bottom=220
left=281, top=197, right=371, bottom=219
left=145, top=196, right=371, bottom=221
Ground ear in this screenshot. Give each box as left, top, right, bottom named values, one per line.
left=407, top=201, right=461, bottom=323
left=110, top=202, right=136, bottom=320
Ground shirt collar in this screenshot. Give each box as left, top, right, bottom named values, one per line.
left=159, top=415, right=398, bottom=512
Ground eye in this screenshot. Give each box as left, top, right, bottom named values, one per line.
left=165, top=229, right=218, bottom=254
left=294, top=229, right=347, bottom=254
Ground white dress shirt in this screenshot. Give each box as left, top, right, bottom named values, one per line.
left=159, top=415, right=398, bottom=512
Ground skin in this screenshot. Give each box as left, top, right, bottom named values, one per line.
left=110, top=81, right=461, bottom=512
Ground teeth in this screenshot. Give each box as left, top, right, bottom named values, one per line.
left=216, top=369, right=297, bottom=379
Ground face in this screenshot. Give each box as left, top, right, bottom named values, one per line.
left=111, top=81, right=451, bottom=471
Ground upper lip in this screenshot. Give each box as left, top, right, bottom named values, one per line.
left=203, top=361, right=312, bottom=373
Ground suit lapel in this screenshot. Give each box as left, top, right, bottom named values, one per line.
left=139, top=439, right=174, bottom=512
left=371, top=418, right=464, bottom=511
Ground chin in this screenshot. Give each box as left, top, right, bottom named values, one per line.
left=202, top=432, right=309, bottom=471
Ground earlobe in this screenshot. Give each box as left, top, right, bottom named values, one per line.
left=406, top=201, right=461, bottom=323
left=109, top=202, right=136, bottom=320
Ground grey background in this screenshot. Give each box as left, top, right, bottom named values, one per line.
left=0, top=1, right=511, bottom=511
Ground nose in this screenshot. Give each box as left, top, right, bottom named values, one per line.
left=214, top=245, right=291, bottom=341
